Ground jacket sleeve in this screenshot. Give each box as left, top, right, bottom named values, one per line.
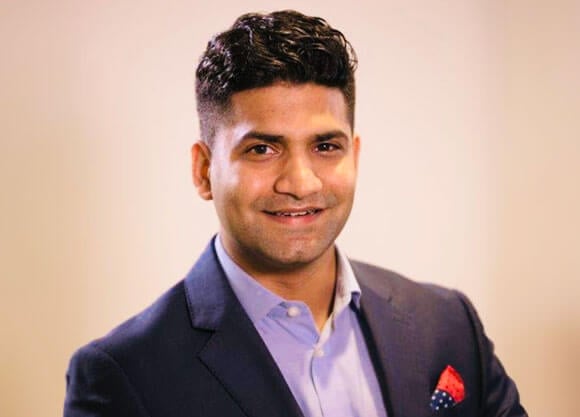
left=455, top=291, right=528, bottom=417
left=64, top=344, right=149, bottom=417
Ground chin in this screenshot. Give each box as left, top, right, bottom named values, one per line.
left=260, top=242, right=332, bottom=269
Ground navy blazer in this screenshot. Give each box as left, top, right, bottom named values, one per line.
left=64, top=240, right=526, bottom=417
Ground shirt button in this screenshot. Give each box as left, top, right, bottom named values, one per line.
left=287, top=306, right=300, bottom=317
left=313, top=346, right=325, bottom=358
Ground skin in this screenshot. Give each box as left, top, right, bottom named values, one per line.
left=191, top=82, right=360, bottom=329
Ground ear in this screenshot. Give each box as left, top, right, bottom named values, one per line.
left=191, top=141, right=213, bottom=200
left=353, top=134, right=361, bottom=170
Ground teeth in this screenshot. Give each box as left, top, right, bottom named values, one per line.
left=275, top=209, right=317, bottom=217
left=278, top=211, right=308, bottom=217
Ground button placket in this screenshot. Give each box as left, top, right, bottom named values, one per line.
left=313, top=345, right=325, bottom=358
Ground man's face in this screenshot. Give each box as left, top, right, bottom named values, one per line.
left=193, top=83, right=359, bottom=274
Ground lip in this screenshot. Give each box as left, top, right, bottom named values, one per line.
left=262, top=207, right=324, bottom=225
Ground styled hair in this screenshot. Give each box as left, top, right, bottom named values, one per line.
left=195, top=10, right=358, bottom=145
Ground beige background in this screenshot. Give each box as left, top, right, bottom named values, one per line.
left=1, top=1, right=579, bottom=416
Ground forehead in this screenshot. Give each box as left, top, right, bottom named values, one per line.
left=223, top=83, right=351, bottom=134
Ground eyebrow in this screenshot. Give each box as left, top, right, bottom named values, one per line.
left=240, top=131, right=284, bottom=143
left=314, top=130, right=350, bottom=142
left=239, top=129, right=350, bottom=144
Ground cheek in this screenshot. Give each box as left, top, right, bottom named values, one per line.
left=213, top=165, right=273, bottom=207
left=237, top=165, right=275, bottom=194
left=209, top=165, right=238, bottom=211
left=325, top=160, right=358, bottom=192
left=210, top=156, right=240, bottom=192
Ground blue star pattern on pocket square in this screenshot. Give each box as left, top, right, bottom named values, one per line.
left=430, top=365, right=465, bottom=411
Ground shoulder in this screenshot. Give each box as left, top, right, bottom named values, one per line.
left=65, top=281, right=197, bottom=415
left=351, top=259, right=468, bottom=306
left=350, top=259, right=482, bottom=337
left=72, top=279, right=207, bottom=369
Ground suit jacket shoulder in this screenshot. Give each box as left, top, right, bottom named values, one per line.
left=350, top=259, right=527, bottom=417
left=64, top=241, right=303, bottom=417
left=65, top=280, right=217, bottom=417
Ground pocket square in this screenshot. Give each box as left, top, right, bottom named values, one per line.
left=429, top=365, right=465, bottom=411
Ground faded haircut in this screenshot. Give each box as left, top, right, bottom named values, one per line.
left=195, top=10, right=358, bottom=146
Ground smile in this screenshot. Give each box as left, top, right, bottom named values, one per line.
left=265, top=208, right=322, bottom=217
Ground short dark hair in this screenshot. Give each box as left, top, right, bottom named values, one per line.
left=195, top=10, right=358, bottom=145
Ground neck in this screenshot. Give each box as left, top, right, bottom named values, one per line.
left=226, top=242, right=338, bottom=331
left=259, top=256, right=337, bottom=330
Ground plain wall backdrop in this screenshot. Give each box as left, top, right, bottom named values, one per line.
left=1, top=1, right=578, bottom=416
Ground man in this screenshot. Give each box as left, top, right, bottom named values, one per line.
left=64, top=10, right=527, bottom=417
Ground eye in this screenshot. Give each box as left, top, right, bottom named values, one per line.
left=315, top=142, right=340, bottom=153
left=248, top=144, right=274, bottom=155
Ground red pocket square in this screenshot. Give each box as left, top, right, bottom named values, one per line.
left=429, top=365, right=465, bottom=411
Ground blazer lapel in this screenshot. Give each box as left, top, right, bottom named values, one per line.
left=183, top=240, right=304, bottom=417
left=354, top=263, right=426, bottom=417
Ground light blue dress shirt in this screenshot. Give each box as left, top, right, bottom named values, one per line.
left=215, top=237, right=388, bottom=417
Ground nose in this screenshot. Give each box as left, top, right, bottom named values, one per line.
left=274, top=152, right=323, bottom=199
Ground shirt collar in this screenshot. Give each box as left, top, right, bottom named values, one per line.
left=214, top=235, right=361, bottom=324
left=334, top=244, right=362, bottom=311
left=215, top=236, right=283, bottom=323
